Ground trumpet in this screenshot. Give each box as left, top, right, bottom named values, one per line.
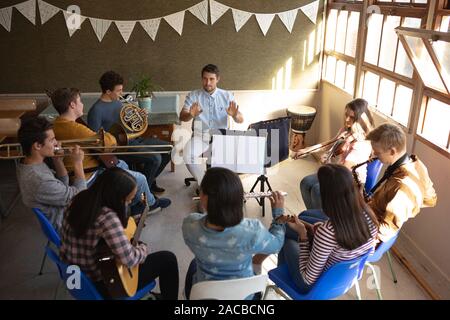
left=192, top=191, right=287, bottom=201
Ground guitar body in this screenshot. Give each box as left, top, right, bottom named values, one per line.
left=97, top=217, right=139, bottom=298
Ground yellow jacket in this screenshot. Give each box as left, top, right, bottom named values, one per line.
left=53, top=117, right=117, bottom=178
left=369, top=155, right=437, bottom=242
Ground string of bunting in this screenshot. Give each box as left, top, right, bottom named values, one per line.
left=0, top=0, right=320, bottom=42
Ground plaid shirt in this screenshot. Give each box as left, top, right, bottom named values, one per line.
left=60, top=207, right=148, bottom=282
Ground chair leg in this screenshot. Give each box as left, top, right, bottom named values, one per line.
left=354, top=280, right=362, bottom=300
left=39, top=241, right=50, bottom=275
left=386, top=250, right=398, bottom=284
left=367, top=263, right=383, bottom=300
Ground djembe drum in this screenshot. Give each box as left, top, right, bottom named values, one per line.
left=286, top=106, right=316, bottom=151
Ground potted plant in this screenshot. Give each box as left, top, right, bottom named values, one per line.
left=130, top=75, right=162, bottom=112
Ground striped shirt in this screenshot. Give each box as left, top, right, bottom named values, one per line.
left=60, top=207, right=148, bottom=282
left=298, top=213, right=377, bottom=285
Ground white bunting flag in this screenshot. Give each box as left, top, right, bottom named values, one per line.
left=278, top=9, right=298, bottom=33
left=164, top=11, right=185, bottom=36
left=0, top=7, right=13, bottom=32
left=255, top=13, right=275, bottom=36
left=301, top=0, right=319, bottom=25
left=209, top=0, right=229, bottom=25
left=15, top=0, right=36, bottom=25
left=231, top=8, right=252, bottom=32
left=38, top=0, right=60, bottom=25
left=188, top=0, right=208, bottom=25
left=140, top=18, right=161, bottom=41
left=115, top=20, right=136, bottom=43
left=63, top=10, right=86, bottom=37
left=89, top=17, right=112, bottom=42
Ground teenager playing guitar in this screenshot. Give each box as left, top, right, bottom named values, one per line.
left=59, top=167, right=179, bottom=299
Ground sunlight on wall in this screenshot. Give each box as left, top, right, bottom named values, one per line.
left=276, top=67, right=284, bottom=90
left=285, top=57, right=293, bottom=90
left=308, top=30, right=316, bottom=66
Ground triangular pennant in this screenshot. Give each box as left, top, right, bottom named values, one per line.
left=188, top=0, right=208, bottom=25
left=38, top=0, right=60, bottom=25
left=139, top=18, right=160, bottom=41
left=231, top=8, right=252, bottom=32
left=255, top=13, right=275, bottom=36
left=14, top=0, right=36, bottom=25
left=163, top=11, right=185, bottom=36
left=63, top=10, right=86, bottom=37
left=0, top=7, right=13, bottom=32
left=115, top=20, right=136, bottom=43
left=89, top=17, right=112, bottom=42
left=209, top=0, right=229, bottom=25
left=301, top=0, right=319, bottom=24
left=278, top=9, right=298, bottom=33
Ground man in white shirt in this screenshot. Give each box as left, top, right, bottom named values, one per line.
left=179, top=64, right=244, bottom=184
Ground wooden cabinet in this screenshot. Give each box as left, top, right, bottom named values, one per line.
left=143, top=124, right=175, bottom=172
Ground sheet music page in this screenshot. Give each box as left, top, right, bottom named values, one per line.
left=211, top=134, right=237, bottom=172
left=211, top=133, right=266, bottom=175
left=236, top=135, right=266, bottom=175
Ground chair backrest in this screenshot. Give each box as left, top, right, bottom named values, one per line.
left=45, top=246, right=104, bottom=300
left=365, top=159, right=383, bottom=194
left=190, top=274, right=268, bottom=300
left=304, top=252, right=370, bottom=300
left=32, top=208, right=62, bottom=247
left=367, top=232, right=399, bottom=263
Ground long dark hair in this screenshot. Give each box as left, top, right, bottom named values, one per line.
left=346, top=98, right=374, bottom=135
left=318, top=164, right=378, bottom=249
left=66, top=167, right=137, bottom=237
left=200, top=167, right=244, bottom=228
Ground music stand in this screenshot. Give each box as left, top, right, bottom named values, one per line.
left=247, top=117, right=291, bottom=216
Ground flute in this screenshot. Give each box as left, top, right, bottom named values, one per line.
left=192, top=191, right=287, bottom=201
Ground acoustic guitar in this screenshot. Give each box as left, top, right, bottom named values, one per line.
left=96, top=194, right=149, bottom=298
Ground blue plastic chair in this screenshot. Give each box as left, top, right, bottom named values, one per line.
left=364, top=159, right=383, bottom=196
left=45, top=246, right=156, bottom=300
left=32, top=208, right=62, bottom=275
left=355, top=233, right=399, bottom=300
left=264, top=252, right=370, bottom=300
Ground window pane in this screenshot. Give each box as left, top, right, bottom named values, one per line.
left=362, top=72, right=380, bottom=106
left=395, top=18, right=422, bottom=77
left=379, top=16, right=401, bottom=71
left=345, top=64, right=355, bottom=94
left=404, top=35, right=447, bottom=92
left=420, top=98, right=450, bottom=149
left=325, top=55, right=337, bottom=83
left=335, top=11, right=348, bottom=54
left=326, top=10, right=338, bottom=51
left=413, top=0, right=428, bottom=3
left=440, top=16, right=450, bottom=32
left=395, top=0, right=410, bottom=3
left=377, top=78, right=396, bottom=115
left=432, top=40, right=450, bottom=90
left=365, top=14, right=384, bottom=65
left=345, top=12, right=360, bottom=57
left=392, top=85, right=412, bottom=126
left=335, top=60, right=346, bottom=88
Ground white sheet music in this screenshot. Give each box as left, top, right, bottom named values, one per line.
left=211, top=134, right=266, bottom=175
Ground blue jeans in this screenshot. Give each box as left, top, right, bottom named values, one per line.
left=285, top=209, right=329, bottom=241
left=300, top=173, right=322, bottom=210
left=120, top=137, right=171, bottom=187
left=278, top=239, right=312, bottom=294
left=87, top=160, right=155, bottom=212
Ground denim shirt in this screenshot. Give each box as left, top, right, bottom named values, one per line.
left=182, top=208, right=285, bottom=285
left=183, top=88, right=234, bottom=135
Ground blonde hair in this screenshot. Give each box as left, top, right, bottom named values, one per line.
left=366, top=123, right=406, bottom=151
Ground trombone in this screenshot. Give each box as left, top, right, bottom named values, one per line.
left=0, top=136, right=173, bottom=160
